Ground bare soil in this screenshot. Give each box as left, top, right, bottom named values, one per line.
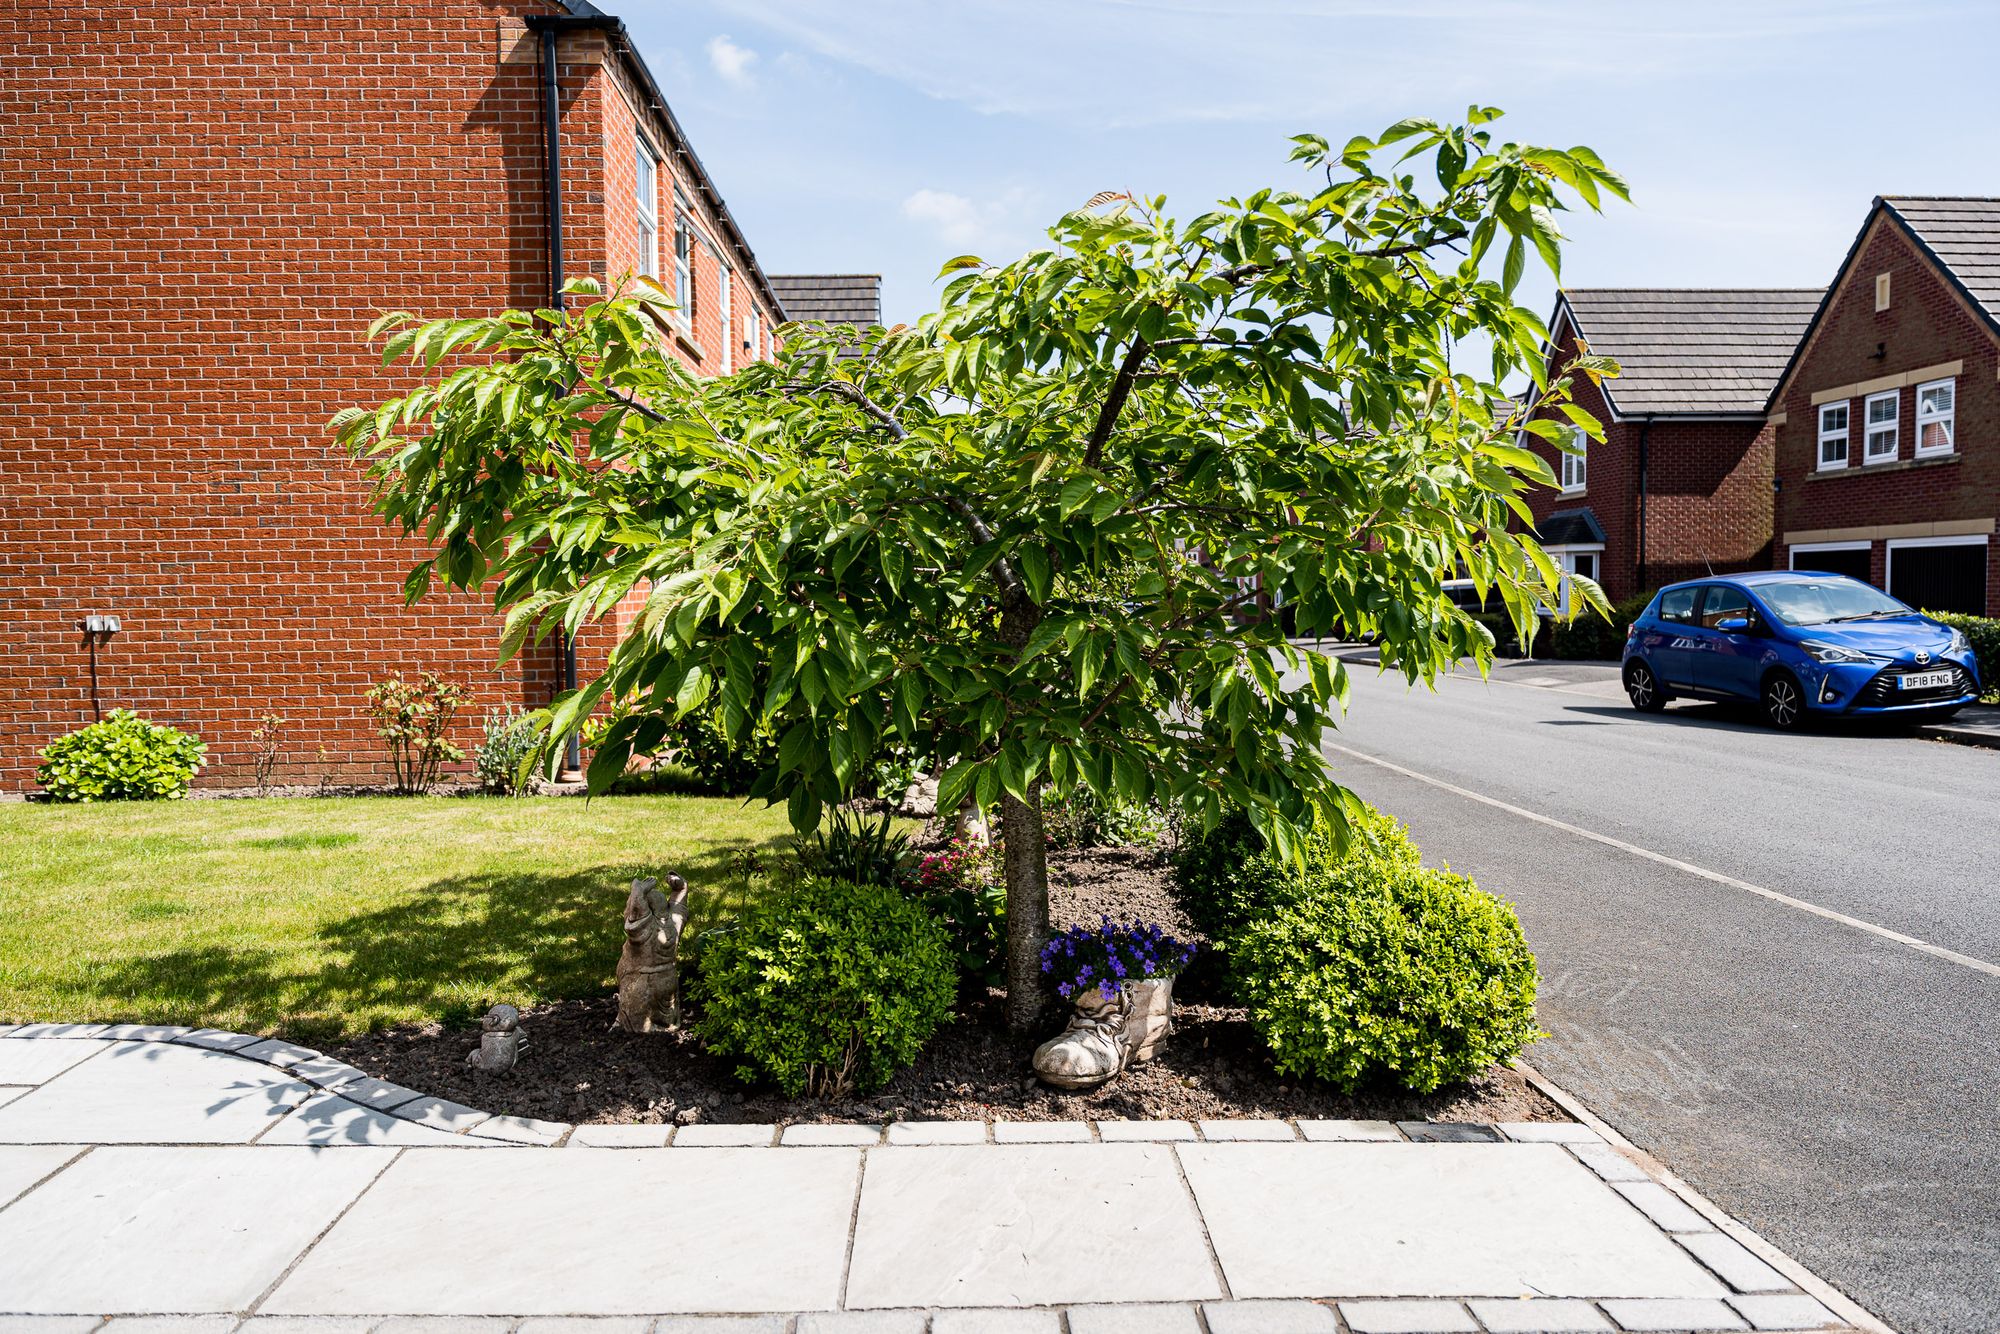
left=333, top=843, right=1566, bottom=1127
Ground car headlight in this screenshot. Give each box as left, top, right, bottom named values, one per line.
left=1947, top=628, right=1971, bottom=657
left=1801, top=641, right=1881, bottom=665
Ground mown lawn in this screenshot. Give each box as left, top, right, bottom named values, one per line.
left=0, top=794, right=795, bottom=1043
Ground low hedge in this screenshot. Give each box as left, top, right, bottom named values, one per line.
left=36, top=710, right=206, bottom=802
left=1925, top=611, right=2000, bottom=701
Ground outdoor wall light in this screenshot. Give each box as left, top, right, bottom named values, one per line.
left=77, top=614, right=121, bottom=720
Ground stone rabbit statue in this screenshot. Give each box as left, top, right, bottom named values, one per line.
left=465, top=1003, right=526, bottom=1072
left=615, top=873, right=691, bottom=1033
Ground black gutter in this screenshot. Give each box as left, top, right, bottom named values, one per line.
left=535, top=16, right=582, bottom=773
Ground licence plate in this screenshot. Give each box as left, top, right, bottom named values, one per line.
left=1899, top=670, right=1955, bottom=690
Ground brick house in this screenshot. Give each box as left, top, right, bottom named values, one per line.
left=1767, top=197, right=2000, bottom=616
left=1516, top=290, right=1821, bottom=608
left=0, top=2, right=878, bottom=791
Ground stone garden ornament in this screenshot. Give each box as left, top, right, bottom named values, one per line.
left=615, top=873, right=691, bottom=1033
left=465, top=1003, right=526, bottom=1072
left=1032, top=920, right=1193, bottom=1090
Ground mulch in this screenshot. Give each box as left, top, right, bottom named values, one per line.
left=332, top=842, right=1566, bottom=1128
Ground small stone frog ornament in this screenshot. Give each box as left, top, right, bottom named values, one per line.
left=465, top=1003, right=526, bottom=1073
left=615, top=873, right=691, bottom=1033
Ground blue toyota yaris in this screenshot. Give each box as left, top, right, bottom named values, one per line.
left=1620, top=571, right=1981, bottom=729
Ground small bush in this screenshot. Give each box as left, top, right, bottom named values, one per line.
left=474, top=706, right=540, bottom=795
left=792, top=810, right=915, bottom=888
left=36, top=710, right=206, bottom=802
left=1043, top=786, right=1166, bottom=850
left=666, top=702, right=779, bottom=795
left=365, top=671, right=470, bottom=795
left=1926, top=610, right=2000, bottom=701
left=1233, top=862, right=1542, bottom=1093
left=1170, top=802, right=1420, bottom=945
left=249, top=712, right=287, bottom=796
left=909, top=837, right=1006, bottom=990
left=693, top=877, right=956, bottom=1098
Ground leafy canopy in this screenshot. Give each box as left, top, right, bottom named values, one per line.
left=336, top=110, right=1622, bottom=862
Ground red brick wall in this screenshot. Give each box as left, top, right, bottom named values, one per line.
left=0, top=4, right=783, bottom=791
left=1770, top=214, right=2000, bottom=613
left=1520, top=322, right=1774, bottom=603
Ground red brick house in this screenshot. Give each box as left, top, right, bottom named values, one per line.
left=0, top=2, right=877, bottom=790
left=1517, top=289, right=1821, bottom=608
left=1767, top=197, right=1999, bottom=616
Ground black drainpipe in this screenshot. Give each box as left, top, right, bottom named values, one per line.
left=536, top=20, right=582, bottom=774
left=1636, top=415, right=1653, bottom=592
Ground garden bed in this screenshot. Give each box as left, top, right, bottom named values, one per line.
left=333, top=843, right=1566, bottom=1127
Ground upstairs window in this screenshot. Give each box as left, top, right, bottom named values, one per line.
left=1863, top=390, right=1899, bottom=463
left=634, top=139, right=659, bottom=279
left=673, top=188, right=696, bottom=323
left=1559, top=427, right=1587, bottom=493
left=1817, top=401, right=1849, bottom=470
left=1916, top=377, right=1956, bottom=455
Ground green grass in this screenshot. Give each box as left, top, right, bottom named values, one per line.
left=0, top=794, right=796, bottom=1044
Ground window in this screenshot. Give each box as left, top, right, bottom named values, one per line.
left=1875, top=272, right=1891, bottom=311
left=634, top=138, right=659, bottom=279
left=1547, top=545, right=1603, bottom=615
left=744, top=307, right=761, bottom=360
left=672, top=188, right=696, bottom=322
left=1571, top=551, right=1597, bottom=584
left=1863, top=390, right=1898, bottom=463
left=1559, top=427, right=1587, bottom=493
left=1816, top=401, right=1849, bottom=470
left=1916, top=377, right=1956, bottom=456
left=1657, top=586, right=1698, bottom=624
left=1698, top=585, right=1752, bottom=630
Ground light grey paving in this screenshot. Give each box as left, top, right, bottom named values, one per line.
left=237, top=1039, right=320, bottom=1067
left=267, top=1145, right=858, bottom=1314
left=0, top=1038, right=112, bottom=1084
left=927, top=1313, right=1061, bottom=1334
left=373, top=1320, right=515, bottom=1334
left=1566, top=1142, right=1647, bottom=1183
left=99, top=1319, right=237, bottom=1334
left=0, top=1144, right=82, bottom=1206
left=567, top=1123, right=672, bottom=1148
left=1678, top=1233, right=1795, bottom=1293
left=1466, top=1299, right=1614, bottom=1332
left=991, top=1120, right=1092, bottom=1143
left=473, top=1114, right=570, bottom=1146
left=389, top=1095, right=491, bottom=1134
left=173, top=1029, right=265, bottom=1053
left=261, top=1093, right=500, bottom=1147
left=0, top=1145, right=390, bottom=1312
left=1297, top=1119, right=1401, bottom=1142
left=93, top=1025, right=195, bottom=1043
left=0, top=1320, right=106, bottom=1334
left=0, top=1042, right=309, bottom=1144
left=1200, top=1301, right=1339, bottom=1333
left=794, top=1313, right=929, bottom=1334
left=1338, top=1300, right=1478, bottom=1333
left=651, top=1318, right=788, bottom=1333
left=0, top=1087, right=28, bottom=1110
left=1064, top=1301, right=1204, bottom=1334
left=514, top=1320, right=654, bottom=1334
left=1197, top=1119, right=1295, bottom=1141
left=782, top=1123, right=883, bottom=1147
left=885, top=1119, right=985, bottom=1145
left=236, top=1321, right=379, bottom=1334
left=330, top=1076, right=422, bottom=1113
left=7, top=1024, right=110, bottom=1039
left=1613, top=1181, right=1715, bottom=1233
left=1599, top=1298, right=1749, bottom=1330
left=844, top=1143, right=1221, bottom=1309
left=1496, top=1122, right=1603, bottom=1144
left=1092, top=1119, right=1194, bottom=1142
left=286, top=1058, right=369, bottom=1090
left=1178, top=1142, right=1725, bottom=1300
left=672, top=1123, right=776, bottom=1147
left=1728, top=1293, right=1842, bottom=1329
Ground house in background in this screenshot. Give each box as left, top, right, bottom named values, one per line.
left=1517, top=289, right=1821, bottom=608
left=1767, top=197, right=2000, bottom=616
left=1, top=1, right=874, bottom=790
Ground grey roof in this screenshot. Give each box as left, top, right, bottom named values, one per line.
left=768, top=274, right=882, bottom=327
left=1557, top=289, right=1822, bottom=416
left=1881, top=197, right=2000, bottom=330
left=1535, top=507, right=1607, bottom=547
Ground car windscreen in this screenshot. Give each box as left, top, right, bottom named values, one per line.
left=1757, top=578, right=1911, bottom=626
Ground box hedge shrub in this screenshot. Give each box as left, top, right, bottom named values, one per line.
left=1924, top=610, right=2000, bottom=701
left=1170, top=801, right=1420, bottom=946
left=692, top=877, right=955, bottom=1098
left=1231, top=861, right=1542, bottom=1093
left=36, top=710, right=206, bottom=802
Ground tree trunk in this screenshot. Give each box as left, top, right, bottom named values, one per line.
left=1000, top=783, right=1052, bottom=1035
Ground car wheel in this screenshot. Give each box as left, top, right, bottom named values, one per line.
left=1761, top=671, right=1806, bottom=730
left=1624, top=661, right=1667, bottom=713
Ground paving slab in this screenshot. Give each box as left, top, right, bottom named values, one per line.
left=1178, top=1142, right=1726, bottom=1300
left=672, top=1122, right=776, bottom=1147
left=266, top=1145, right=859, bottom=1314
left=1398, top=1122, right=1499, bottom=1143
left=1496, top=1122, right=1602, bottom=1144
left=1598, top=1297, right=1748, bottom=1330
left=1567, top=1142, right=1647, bottom=1182
left=1613, top=1182, right=1715, bottom=1233
left=782, top=1123, right=883, bottom=1147
left=1200, top=1301, right=1339, bottom=1333
left=885, top=1119, right=986, bottom=1145
left=98, top=1319, right=236, bottom=1334
left=0, top=1042, right=309, bottom=1144
left=260, top=1092, right=501, bottom=1147
left=926, top=1313, right=1061, bottom=1334
left=1678, top=1232, right=1794, bottom=1293
left=388, top=1095, right=491, bottom=1135
left=287, top=1057, right=369, bottom=1091
left=93, top=1025, right=195, bottom=1043
left=0, top=1086, right=32, bottom=1109
left=6, top=1024, right=110, bottom=1040
left=1064, top=1301, right=1204, bottom=1334
left=1465, top=1299, right=1613, bottom=1332
left=0, top=1145, right=390, bottom=1312
left=472, top=1114, right=571, bottom=1145
left=1198, top=1119, right=1295, bottom=1141
left=1092, top=1119, right=1194, bottom=1142
left=329, top=1076, right=423, bottom=1113
left=0, top=1320, right=106, bottom=1334
left=173, top=1030, right=265, bottom=1053
left=793, top=1313, right=929, bottom=1334
left=513, top=1320, right=654, bottom=1334
left=0, top=1038, right=113, bottom=1084
left=652, top=1320, right=788, bottom=1334
left=844, top=1143, right=1221, bottom=1309
left=1728, top=1293, right=1841, bottom=1329
left=373, top=1320, right=515, bottom=1334
left=0, top=1144, right=82, bottom=1206
left=237, top=1039, right=321, bottom=1068
left=1297, top=1118, right=1400, bottom=1142
left=991, top=1120, right=1092, bottom=1143
left=1338, top=1300, right=1479, bottom=1333
left=566, top=1123, right=673, bottom=1148
left=236, top=1321, right=379, bottom=1334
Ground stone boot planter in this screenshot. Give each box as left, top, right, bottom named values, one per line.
left=1032, top=976, right=1176, bottom=1091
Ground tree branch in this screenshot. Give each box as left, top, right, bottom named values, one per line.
left=1083, top=336, right=1151, bottom=469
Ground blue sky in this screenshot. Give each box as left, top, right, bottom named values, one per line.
left=617, top=0, right=1999, bottom=344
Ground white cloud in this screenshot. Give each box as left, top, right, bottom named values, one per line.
left=705, top=34, right=759, bottom=87
left=900, top=187, right=1039, bottom=251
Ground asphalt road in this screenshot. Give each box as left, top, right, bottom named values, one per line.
left=1320, top=657, right=2000, bottom=1334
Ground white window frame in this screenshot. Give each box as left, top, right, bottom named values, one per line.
left=1816, top=401, right=1849, bottom=471
left=1915, top=376, right=1956, bottom=457
left=718, top=265, right=733, bottom=373
left=1862, top=389, right=1899, bottom=464
left=1544, top=542, right=1605, bottom=615
left=634, top=137, right=659, bottom=280
left=1558, top=426, right=1587, bottom=494
left=672, top=188, right=696, bottom=325
left=1788, top=539, right=1871, bottom=573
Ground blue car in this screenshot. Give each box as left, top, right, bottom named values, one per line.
left=1620, top=571, right=1981, bottom=729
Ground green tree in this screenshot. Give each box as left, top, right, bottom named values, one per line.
left=337, top=111, right=1621, bottom=1032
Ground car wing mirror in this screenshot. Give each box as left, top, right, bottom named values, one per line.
left=1716, top=616, right=1751, bottom=634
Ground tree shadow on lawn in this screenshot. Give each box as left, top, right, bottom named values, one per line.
left=89, top=837, right=785, bottom=1044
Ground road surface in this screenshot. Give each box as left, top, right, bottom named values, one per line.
left=1320, top=657, right=2000, bottom=1334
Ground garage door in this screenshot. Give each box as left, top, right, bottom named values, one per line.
left=1888, top=540, right=1988, bottom=616
left=1791, top=546, right=1871, bottom=583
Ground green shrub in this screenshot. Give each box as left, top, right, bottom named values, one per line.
left=791, top=810, right=915, bottom=889
left=474, top=706, right=540, bottom=795
left=1170, top=802, right=1420, bottom=945
left=36, top=710, right=206, bottom=802
left=1925, top=610, right=2000, bottom=702
left=693, top=877, right=956, bottom=1097
left=667, top=702, right=778, bottom=795
left=365, top=671, right=470, bottom=794
left=1233, top=861, right=1542, bottom=1093
left=909, top=837, right=1007, bottom=990
left=1043, top=785, right=1166, bottom=850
